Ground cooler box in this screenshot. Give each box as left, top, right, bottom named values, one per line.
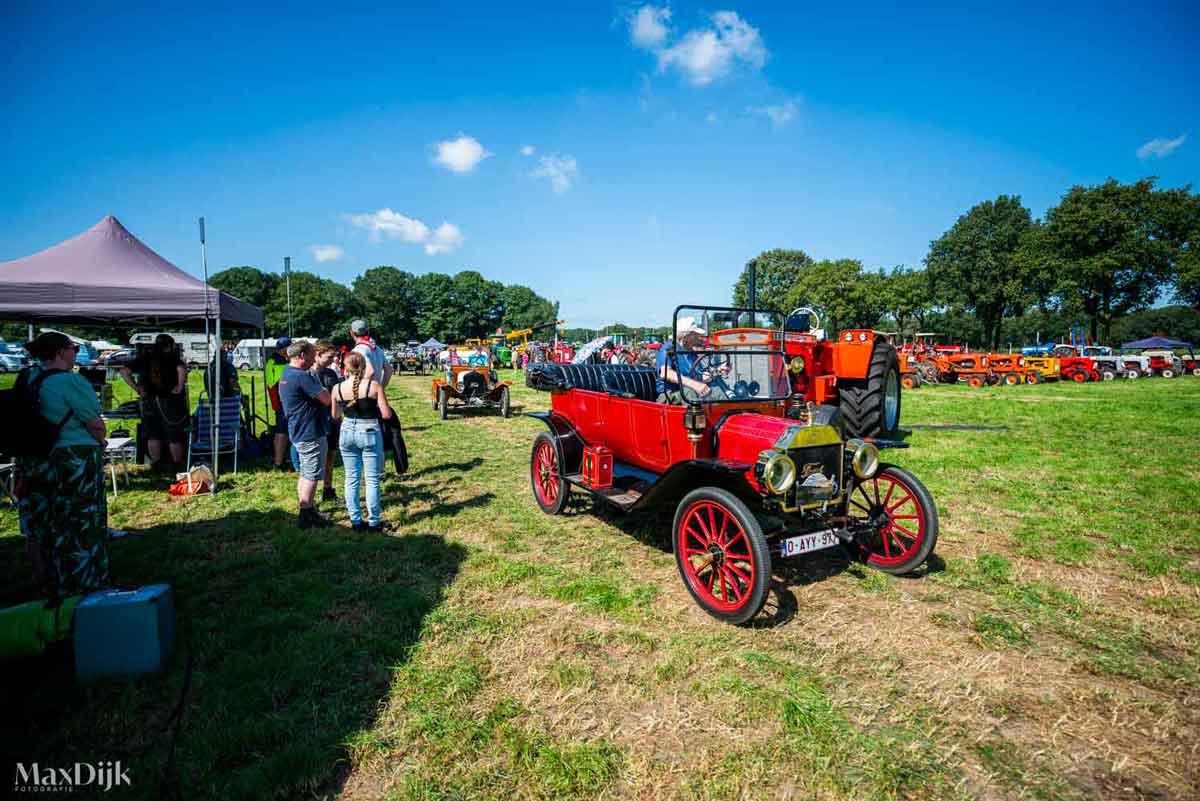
left=582, top=445, right=613, bottom=490
left=73, top=585, right=175, bottom=683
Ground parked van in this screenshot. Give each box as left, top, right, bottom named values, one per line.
left=128, top=332, right=217, bottom=366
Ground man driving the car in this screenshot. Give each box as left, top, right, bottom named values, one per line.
left=656, top=316, right=713, bottom=404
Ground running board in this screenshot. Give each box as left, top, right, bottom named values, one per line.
left=565, top=473, right=646, bottom=511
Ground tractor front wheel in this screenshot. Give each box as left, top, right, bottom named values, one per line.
left=847, top=465, right=939, bottom=575
left=1126, top=369, right=1142, bottom=379
left=967, top=376, right=983, bottom=388
left=1004, top=373, right=1020, bottom=386
left=901, top=374, right=917, bottom=390
left=1101, top=369, right=1116, bottom=381
left=1161, top=368, right=1176, bottom=379
left=1070, top=370, right=1088, bottom=383
left=1025, top=372, right=1043, bottom=385
left=673, top=488, right=771, bottom=625
left=839, top=343, right=901, bottom=439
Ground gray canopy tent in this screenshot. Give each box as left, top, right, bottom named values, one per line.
left=0, top=215, right=266, bottom=486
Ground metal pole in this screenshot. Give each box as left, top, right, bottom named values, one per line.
left=284, top=256, right=293, bottom=338
left=200, top=217, right=219, bottom=488
left=748, top=262, right=756, bottom=328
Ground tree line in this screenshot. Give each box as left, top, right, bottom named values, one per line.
left=728, top=178, right=1199, bottom=349
left=208, top=265, right=560, bottom=346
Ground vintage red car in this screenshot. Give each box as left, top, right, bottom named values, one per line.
left=527, top=306, right=939, bottom=624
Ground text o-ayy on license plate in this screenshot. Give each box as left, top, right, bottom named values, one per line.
left=781, top=529, right=840, bottom=557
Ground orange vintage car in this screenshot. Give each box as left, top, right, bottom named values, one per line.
left=431, top=350, right=513, bottom=419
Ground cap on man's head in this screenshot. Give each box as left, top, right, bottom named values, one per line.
left=350, top=319, right=369, bottom=336
left=275, top=336, right=292, bottom=351
left=675, top=316, right=707, bottom=338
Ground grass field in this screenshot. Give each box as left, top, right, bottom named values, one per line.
left=2, top=371, right=1199, bottom=800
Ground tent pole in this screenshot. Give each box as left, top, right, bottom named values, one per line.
left=261, top=324, right=268, bottom=444
left=199, top=217, right=218, bottom=490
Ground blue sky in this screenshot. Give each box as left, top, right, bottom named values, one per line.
left=2, top=1, right=1197, bottom=328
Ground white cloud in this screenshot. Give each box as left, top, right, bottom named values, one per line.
left=1137, top=134, right=1187, bottom=160
left=425, top=222, right=464, bottom=255
left=308, top=244, right=344, bottom=263
left=649, top=10, right=767, bottom=86
left=342, top=208, right=463, bottom=255
left=629, top=5, right=671, bottom=50
left=432, top=135, right=490, bottom=173
left=748, top=98, right=799, bottom=127
left=530, top=154, right=579, bottom=194
left=520, top=144, right=536, bottom=156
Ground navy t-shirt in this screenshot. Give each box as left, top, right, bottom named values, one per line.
left=655, top=342, right=697, bottom=395
left=279, top=366, right=328, bottom=442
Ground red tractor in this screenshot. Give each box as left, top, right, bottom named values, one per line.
left=1050, top=346, right=1101, bottom=382
left=526, top=305, right=937, bottom=624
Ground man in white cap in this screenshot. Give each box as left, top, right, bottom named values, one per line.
left=655, top=315, right=712, bottom=403
left=350, top=319, right=393, bottom=389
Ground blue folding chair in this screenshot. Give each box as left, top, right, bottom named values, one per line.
left=187, top=392, right=244, bottom=474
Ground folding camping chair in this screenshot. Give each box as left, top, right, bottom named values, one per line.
left=187, top=392, right=244, bottom=474
left=0, top=459, right=15, bottom=508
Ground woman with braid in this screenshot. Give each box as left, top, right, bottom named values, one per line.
left=330, top=351, right=393, bottom=531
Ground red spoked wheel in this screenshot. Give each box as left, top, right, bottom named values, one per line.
left=530, top=432, right=570, bottom=514
left=847, top=465, right=938, bottom=575
left=673, top=488, right=770, bottom=625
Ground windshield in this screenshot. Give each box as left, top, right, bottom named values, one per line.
left=669, top=306, right=790, bottom=402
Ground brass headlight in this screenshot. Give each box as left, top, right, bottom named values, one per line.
left=757, top=450, right=797, bottom=494
left=788, top=355, right=806, bottom=374
left=846, top=439, right=880, bottom=479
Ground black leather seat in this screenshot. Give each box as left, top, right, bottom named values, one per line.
left=529, top=363, right=658, bottom=401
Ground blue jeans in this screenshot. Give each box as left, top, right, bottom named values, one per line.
left=339, top=417, right=384, bottom=526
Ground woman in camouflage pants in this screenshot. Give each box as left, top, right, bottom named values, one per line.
left=17, top=333, right=110, bottom=598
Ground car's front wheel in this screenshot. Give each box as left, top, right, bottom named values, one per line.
left=530, top=432, right=570, bottom=514
left=500, top=386, right=511, bottom=418
left=438, top=387, right=449, bottom=420
left=846, top=465, right=938, bottom=575
left=673, top=488, right=771, bottom=625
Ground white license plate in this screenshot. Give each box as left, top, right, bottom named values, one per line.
left=781, top=529, right=841, bottom=557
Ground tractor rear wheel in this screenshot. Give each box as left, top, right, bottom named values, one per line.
left=839, top=343, right=901, bottom=439
left=1004, top=373, right=1020, bottom=386
left=1101, top=369, right=1116, bottom=381
left=673, top=487, right=771, bottom=625
left=1025, top=372, right=1042, bottom=385
left=967, top=376, right=983, bottom=388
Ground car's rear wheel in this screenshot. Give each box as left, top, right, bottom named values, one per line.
left=438, top=387, right=449, bottom=420
left=673, top=488, right=770, bottom=625
left=530, top=432, right=570, bottom=514
left=847, top=465, right=938, bottom=575
left=839, top=343, right=901, bottom=439
left=500, top=386, right=511, bottom=418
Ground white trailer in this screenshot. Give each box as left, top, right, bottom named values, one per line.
left=129, top=332, right=217, bottom=366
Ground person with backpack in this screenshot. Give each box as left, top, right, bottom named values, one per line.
left=11, top=332, right=110, bottom=598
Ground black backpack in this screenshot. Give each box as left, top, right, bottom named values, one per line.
left=0, top=367, right=73, bottom=459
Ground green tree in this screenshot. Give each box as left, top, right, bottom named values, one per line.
left=450, top=271, right=505, bottom=340
left=209, top=266, right=279, bottom=309
left=414, top=273, right=457, bottom=341
left=878, top=266, right=935, bottom=334
left=501, top=285, right=559, bottom=330
left=1030, top=179, right=1185, bottom=341
left=781, top=259, right=884, bottom=331
left=733, top=249, right=815, bottom=310
left=352, top=266, right=419, bottom=345
left=265, top=271, right=363, bottom=341
left=925, top=195, right=1034, bottom=349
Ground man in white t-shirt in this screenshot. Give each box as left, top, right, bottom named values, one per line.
left=350, top=319, right=393, bottom=388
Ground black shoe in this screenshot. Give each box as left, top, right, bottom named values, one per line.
left=351, top=521, right=368, bottom=532
left=322, top=487, right=338, bottom=503
left=367, top=522, right=388, bottom=534
left=298, top=507, right=332, bottom=529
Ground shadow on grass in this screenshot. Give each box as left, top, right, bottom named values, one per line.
left=0, top=509, right=466, bottom=800
left=403, top=457, right=484, bottom=480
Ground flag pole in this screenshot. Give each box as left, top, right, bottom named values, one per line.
left=284, top=256, right=293, bottom=338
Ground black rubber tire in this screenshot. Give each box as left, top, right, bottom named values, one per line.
left=1025, top=372, right=1042, bottom=384
left=1101, top=370, right=1116, bottom=381
left=438, top=387, right=449, bottom=420
left=1126, top=369, right=1141, bottom=379
left=672, top=487, right=771, bottom=625
left=839, top=343, right=901, bottom=439
left=851, top=464, right=939, bottom=575
left=500, top=386, right=511, bottom=418
left=530, top=431, right=570, bottom=515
